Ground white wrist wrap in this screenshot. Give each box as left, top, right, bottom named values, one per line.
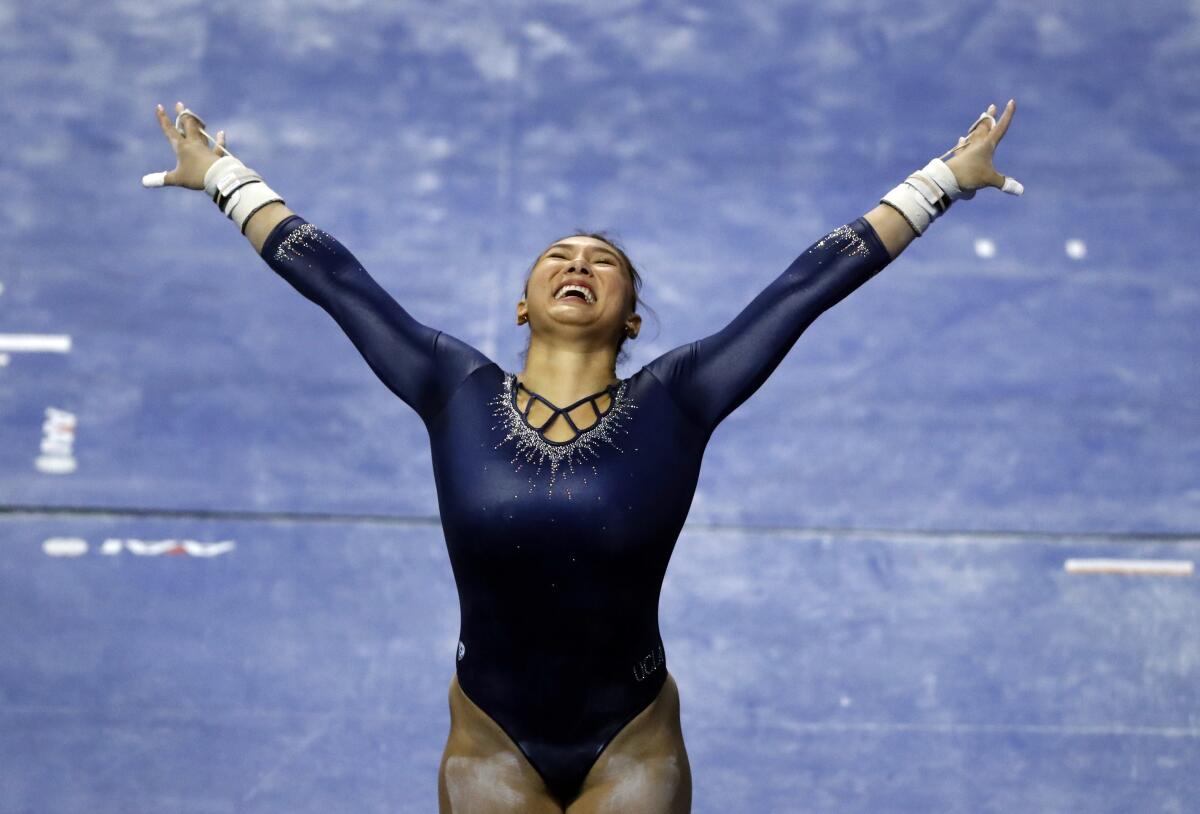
left=921, top=158, right=974, bottom=202
left=879, top=158, right=969, bottom=237
left=203, top=155, right=285, bottom=234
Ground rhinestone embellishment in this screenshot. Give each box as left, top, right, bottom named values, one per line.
left=811, top=224, right=870, bottom=258
left=489, top=372, right=637, bottom=499
left=272, top=222, right=339, bottom=263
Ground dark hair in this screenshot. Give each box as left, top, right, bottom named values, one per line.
left=520, top=228, right=658, bottom=369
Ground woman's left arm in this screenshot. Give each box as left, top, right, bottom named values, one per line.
left=867, top=100, right=1020, bottom=259
left=644, top=99, right=1022, bottom=434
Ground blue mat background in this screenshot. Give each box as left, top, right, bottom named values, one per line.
left=1, top=1, right=1197, bottom=811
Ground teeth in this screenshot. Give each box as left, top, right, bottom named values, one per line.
left=555, top=284, right=595, bottom=303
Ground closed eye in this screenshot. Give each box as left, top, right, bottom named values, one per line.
left=543, top=252, right=614, bottom=265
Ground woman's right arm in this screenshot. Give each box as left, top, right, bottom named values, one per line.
left=255, top=212, right=492, bottom=423
left=145, top=102, right=493, bottom=425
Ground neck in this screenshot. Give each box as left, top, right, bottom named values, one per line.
left=519, top=335, right=620, bottom=403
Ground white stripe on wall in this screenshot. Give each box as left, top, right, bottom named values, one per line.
left=1064, top=558, right=1194, bottom=576
left=0, top=334, right=72, bottom=353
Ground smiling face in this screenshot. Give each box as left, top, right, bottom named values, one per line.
left=517, top=235, right=641, bottom=347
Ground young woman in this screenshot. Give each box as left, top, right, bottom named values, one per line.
left=145, top=97, right=1020, bottom=814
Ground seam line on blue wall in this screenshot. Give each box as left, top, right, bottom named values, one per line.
left=1, top=504, right=1197, bottom=544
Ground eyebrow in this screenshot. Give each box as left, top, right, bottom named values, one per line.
left=544, top=243, right=619, bottom=260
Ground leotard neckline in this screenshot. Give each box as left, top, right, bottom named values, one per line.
left=509, top=373, right=625, bottom=447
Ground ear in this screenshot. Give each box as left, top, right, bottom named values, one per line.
left=516, top=298, right=528, bottom=324
left=626, top=312, right=642, bottom=338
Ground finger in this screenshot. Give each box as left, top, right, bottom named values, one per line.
left=155, top=104, right=180, bottom=146
left=967, top=105, right=997, bottom=136
left=174, top=101, right=205, bottom=140
left=215, top=130, right=227, bottom=156
left=989, top=168, right=1024, bottom=195
left=142, top=167, right=179, bottom=188
left=180, top=113, right=204, bottom=141
left=938, top=135, right=970, bottom=160
left=990, top=99, right=1016, bottom=144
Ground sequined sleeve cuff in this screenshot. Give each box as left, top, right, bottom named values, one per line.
left=259, top=214, right=309, bottom=263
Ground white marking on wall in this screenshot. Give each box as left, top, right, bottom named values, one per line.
left=0, top=334, right=72, bottom=353
left=100, top=538, right=237, bottom=557
left=523, top=192, right=547, bottom=215
left=1064, top=558, right=1193, bottom=577
left=413, top=170, right=442, bottom=193
left=973, top=238, right=997, bottom=259
left=42, top=537, right=89, bottom=557
left=1065, top=238, right=1087, bottom=260
left=36, top=407, right=77, bottom=474
left=45, top=537, right=236, bottom=558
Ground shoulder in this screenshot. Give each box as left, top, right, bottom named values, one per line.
left=433, top=330, right=497, bottom=378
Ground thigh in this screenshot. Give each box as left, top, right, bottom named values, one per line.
left=566, top=673, right=692, bottom=814
left=439, top=675, right=564, bottom=814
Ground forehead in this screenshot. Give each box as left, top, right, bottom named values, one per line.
left=542, top=237, right=619, bottom=256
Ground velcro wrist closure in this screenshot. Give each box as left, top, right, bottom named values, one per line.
left=204, top=155, right=252, bottom=201
left=225, top=181, right=285, bottom=234
left=202, top=155, right=284, bottom=233
left=922, top=158, right=975, bottom=201
left=881, top=182, right=933, bottom=236
left=905, top=172, right=947, bottom=212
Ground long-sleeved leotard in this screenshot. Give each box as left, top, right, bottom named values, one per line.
left=261, top=215, right=891, bottom=804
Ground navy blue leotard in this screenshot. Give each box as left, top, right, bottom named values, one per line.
left=261, top=214, right=891, bottom=804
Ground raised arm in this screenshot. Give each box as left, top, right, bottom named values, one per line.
left=143, top=101, right=492, bottom=425
left=645, top=100, right=1022, bottom=434
left=257, top=214, right=493, bottom=423
left=644, top=217, right=892, bottom=432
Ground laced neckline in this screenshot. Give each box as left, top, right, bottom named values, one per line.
left=509, top=374, right=623, bottom=447
left=490, top=371, right=638, bottom=497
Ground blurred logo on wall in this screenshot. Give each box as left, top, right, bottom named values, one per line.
left=42, top=536, right=236, bottom=557
left=36, top=406, right=77, bottom=474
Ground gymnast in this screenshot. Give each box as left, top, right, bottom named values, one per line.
left=144, top=97, right=1021, bottom=813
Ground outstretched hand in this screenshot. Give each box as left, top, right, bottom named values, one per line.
left=943, top=100, right=1022, bottom=196
left=142, top=100, right=230, bottom=190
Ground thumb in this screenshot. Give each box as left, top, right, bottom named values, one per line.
left=997, top=173, right=1024, bottom=196
left=141, top=170, right=171, bottom=187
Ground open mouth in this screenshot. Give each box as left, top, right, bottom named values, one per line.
left=554, top=283, right=596, bottom=304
